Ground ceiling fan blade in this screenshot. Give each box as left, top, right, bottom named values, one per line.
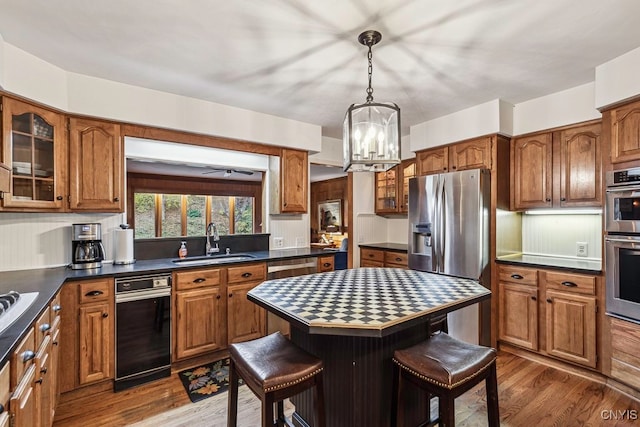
left=202, top=168, right=225, bottom=175
left=233, top=169, right=254, bottom=175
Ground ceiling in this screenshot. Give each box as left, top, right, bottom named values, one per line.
left=2, top=1, right=640, bottom=141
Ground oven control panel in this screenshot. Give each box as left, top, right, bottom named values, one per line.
left=609, top=167, right=640, bottom=186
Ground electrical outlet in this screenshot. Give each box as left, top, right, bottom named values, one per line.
left=273, top=237, right=284, bottom=248
left=576, top=242, right=588, bottom=257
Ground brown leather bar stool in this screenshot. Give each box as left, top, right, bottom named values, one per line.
left=227, top=332, right=326, bottom=427
left=391, top=332, right=499, bottom=427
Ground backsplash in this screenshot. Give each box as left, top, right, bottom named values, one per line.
left=522, top=213, right=602, bottom=260
left=0, top=212, right=125, bottom=272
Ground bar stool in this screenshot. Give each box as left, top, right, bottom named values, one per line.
left=391, top=332, right=499, bottom=427
left=227, top=332, right=326, bottom=427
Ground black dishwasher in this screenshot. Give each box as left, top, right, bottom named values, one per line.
left=114, top=273, right=171, bottom=391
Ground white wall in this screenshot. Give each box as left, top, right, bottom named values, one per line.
left=513, top=83, right=601, bottom=135
left=596, top=46, right=640, bottom=109
left=522, top=213, right=602, bottom=260
left=309, top=136, right=343, bottom=166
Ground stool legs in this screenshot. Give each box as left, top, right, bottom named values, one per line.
left=486, top=363, right=500, bottom=427
left=313, top=371, right=327, bottom=427
left=227, top=359, right=239, bottom=427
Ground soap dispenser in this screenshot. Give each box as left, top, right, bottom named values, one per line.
left=178, top=241, right=188, bottom=259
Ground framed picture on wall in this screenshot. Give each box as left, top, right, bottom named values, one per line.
left=318, top=199, right=342, bottom=233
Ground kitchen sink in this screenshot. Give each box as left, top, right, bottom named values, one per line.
left=172, top=253, right=257, bottom=266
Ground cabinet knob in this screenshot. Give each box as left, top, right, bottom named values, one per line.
left=546, top=298, right=553, bottom=303
left=52, top=304, right=62, bottom=312
left=241, top=272, right=252, bottom=278
left=56, top=196, right=63, bottom=200
left=395, top=257, right=402, bottom=262
left=323, top=262, right=331, bottom=267
left=216, top=295, right=221, bottom=300
left=0, top=403, right=4, bottom=414
left=545, top=198, right=551, bottom=202
left=193, top=278, right=206, bottom=283
left=102, top=312, right=109, bottom=318
left=452, top=166, right=457, bottom=170
left=53, top=341, right=59, bottom=346
left=228, top=293, right=233, bottom=298
left=85, top=290, right=103, bottom=297
left=561, top=281, right=577, bottom=287
left=39, top=323, right=51, bottom=333
left=531, top=296, right=537, bottom=301
left=510, top=274, right=523, bottom=280
left=35, top=377, right=44, bottom=384
left=40, top=367, right=48, bottom=374
left=22, top=350, right=35, bottom=363
left=560, top=197, right=566, bottom=201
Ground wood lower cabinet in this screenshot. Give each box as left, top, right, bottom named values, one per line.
left=610, top=317, right=640, bottom=390
left=68, top=117, right=123, bottom=212
left=174, top=287, right=224, bottom=359
left=59, top=278, right=113, bottom=392
left=511, top=120, right=602, bottom=210
left=498, top=264, right=599, bottom=369
left=227, top=263, right=266, bottom=344
left=317, top=255, right=335, bottom=272
left=9, top=364, right=36, bottom=427
left=360, top=247, right=408, bottom=268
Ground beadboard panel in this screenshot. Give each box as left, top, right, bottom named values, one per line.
left=522, top=214, right=602, bottom=260
left=0, top=212, right=124, bottom=272
left=268, top=214, right=309, bottom=249
left=355, top=214, right=387, bottom=267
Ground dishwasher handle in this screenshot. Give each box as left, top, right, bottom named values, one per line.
left=267, top=261, right=317, bottom=274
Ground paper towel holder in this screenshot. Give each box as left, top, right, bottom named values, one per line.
left=114, top=224, right=136, bottom=265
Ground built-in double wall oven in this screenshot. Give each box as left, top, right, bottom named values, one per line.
left=605, top=167, right=640, bottom=322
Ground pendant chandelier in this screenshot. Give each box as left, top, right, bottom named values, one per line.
left=343, top=30, right=401, bottom=172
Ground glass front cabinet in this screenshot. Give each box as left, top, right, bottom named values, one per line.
left=1, top=98, right=66, bottom=210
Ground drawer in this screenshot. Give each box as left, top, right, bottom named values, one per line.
left=0, top=362, right=9, bottom=411
left=50, top=291, right=62, bottom=318
left=35, top=308, right=51, bottom=349
left=227, top=263, right=266, bottom=284
left=498, top=265, right=538, bottom=286
left=11, top=328, right=35, bottom=388
left=385, top=251, right=408, bottom=266
left=361, top=248, right=384, bottom=263
left=175, top=268, right=222, bottom=291
left=361, top=259, right=384, bottom=268
left=78, top=279, right=112, bottom=304
left=317, top=256, right=334, bottom=272
left=544, top=271, right=595, bottom=295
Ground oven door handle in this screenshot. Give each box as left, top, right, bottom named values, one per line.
left=116, top=288, right=171, bottom=303
left=606, top=185, right=640, bottom=193
left=605, top=237, right=640, bottom=244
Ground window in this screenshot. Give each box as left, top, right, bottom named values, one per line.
left=133, top=193, right=255, bottom=238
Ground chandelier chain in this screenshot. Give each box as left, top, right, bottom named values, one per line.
left=366, top=45, right=374, bottom=102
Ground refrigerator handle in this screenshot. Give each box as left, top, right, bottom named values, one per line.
left=432, top=178, right=441, bottom=272
left=439, top=179, right=446, bottom=273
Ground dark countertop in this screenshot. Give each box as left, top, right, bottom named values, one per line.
left=358, top=242, right=408, bottom=252
left=0, top=247, right=331, bottom=368
left=496, top=253, right=602, bottom=274
left=248, top=267, right=490, bottom=338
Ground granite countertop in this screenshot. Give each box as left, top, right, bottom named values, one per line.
left=248, top=267, right=490, bottom=338
left=496, top=253, right=602, bottom=274
left=358, top=242, right=408, bottom=252
left=0, top=247, right=331, bottom=367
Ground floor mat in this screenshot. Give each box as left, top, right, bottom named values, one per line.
left=178, top=358, right=241, bottom=403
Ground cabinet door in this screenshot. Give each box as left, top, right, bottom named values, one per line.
left=545, top=290, right=596, bottom=368
left=375, top=167, right=398, bottom=214
left=416, top=147, right=448, bottom=176
left=399, top=159, right=416, bottom=213
left=69, top=118, right=123, bottom=212
left=50, top=327, right=60, bottom=421
left=227, top=282, right=266, bottom=344
left=9, top=365, right=36, bottom=427
left=1, top=97, right=66, bottom=210
left=78, top=302, right=112, bottom=384
left=280, top=149, right=308, bottom=213
left=35, top=337, right=53, bottom=427
left=610, top=99, right=640, bottom=164
left=174, top=287, right=224, bottom=359
left=511, top=133, right=553, bottom=209
left=498, top=282, right=538, bottom=350
left=449, top=136, right=492, bottom=171
left=558, top=123, right=602, bottom=207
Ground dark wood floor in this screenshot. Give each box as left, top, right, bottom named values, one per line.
left=54, top=351, right=640, bottom=426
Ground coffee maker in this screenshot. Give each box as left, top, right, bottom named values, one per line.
left=71, top=223, right=106, bottom=270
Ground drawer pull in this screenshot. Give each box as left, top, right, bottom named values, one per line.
left=35, top=377, right=43, bottom=384
left=39, top=323, right=51, bottom=333
left=40, top=367, right=47, bottom=374
left=323, top=262, right=331, bottom=267
left=22, top=350, right=35, bottom=363
left=561, top=281, right=577, bottom=287
left=216, top=295, right=221, bottom=300
left=395, top=257, right=402, bottom=262
left=53, top=341, right=59, bottom=346
left=229, top=293, right=233, bottom=298
left=368, top=254, right=374, bottom=258
left=547, top=298, right=553, bottom=303
left=241, top=272, right=252, bottom=278
left=52, top=304, right=62, bottom=312
left=85, top=290, right=103, bottom=297
left=193, top=278, right=206, bottom=283
left=102, top=312, right=109, bottom=318
left=510, top=274, right=523, bottom=280
left=531, top=296, right=537, bottom=301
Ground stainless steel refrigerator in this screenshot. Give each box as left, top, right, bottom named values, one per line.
left=408, top=168, right=490, bottom=344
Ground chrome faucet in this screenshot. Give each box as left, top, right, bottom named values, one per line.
left=206, top=222, right=220, bottom=255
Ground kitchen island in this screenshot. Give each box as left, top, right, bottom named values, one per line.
left=248, top=267, right=491, bottom=427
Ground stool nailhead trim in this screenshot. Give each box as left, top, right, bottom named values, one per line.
left=263, top=367, right=324, bottom=392
left=392, top=356, right=496, bottom=390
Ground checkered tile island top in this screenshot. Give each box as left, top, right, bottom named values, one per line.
left=248, top=267, right=490, bottom=333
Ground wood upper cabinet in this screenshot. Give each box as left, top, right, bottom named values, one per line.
left=1, top=97, right=67, bottom=210
left=511, top=133, right=553, bottom=209
left=280, top=148, right=308, bottom=213
left=558, top=123, right=601, bottom=207
left=609, top=98, right=640, bottom=164
left=68, top=117, right=123, bottom=212
left=416, top=136, right=492, bottom=176
left=374, top=158, right=415, bottom=215
left=511, top=121, right=602, bottom=210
